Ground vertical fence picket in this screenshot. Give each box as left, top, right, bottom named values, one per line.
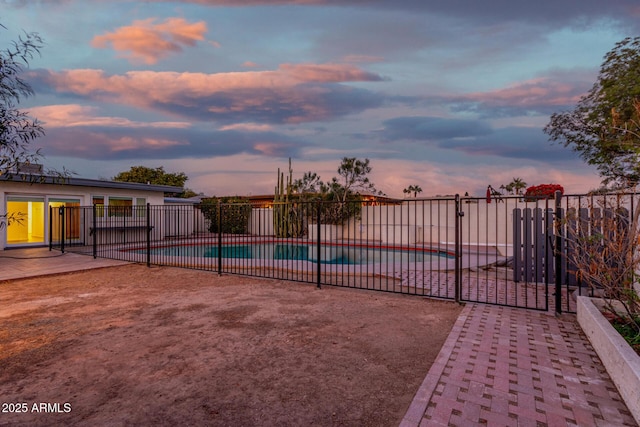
left=554, top=192, right=563, bottom=313
left=217, top=203, right=222, bottom=275
left=534, top=208, right=544, bottom=283
left=544, top=208, right=554, bottom=310
left=454, top=194, right=461, bottom=303
left=316, top=201, right=321, bottom=289
left=60, top=207, right=65, bottom=254
left=48, top=206, right=53, bottom=251
left=513, top=208, right=522, bottom=282
left=523, top=208, right=532, bottom=282
left=93, top=204, right=97, bottom=259
left=146, top=203, right=151, bottom=268
left=566, top=208, right=578, bottom=287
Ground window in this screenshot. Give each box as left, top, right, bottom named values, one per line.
left=136, top=197, right=146, bottom=218
left=6, top=196, right=45, bottom=244
left=92, top=196, right=105, bottom=217
left=108, top=197, right=133, bottom=217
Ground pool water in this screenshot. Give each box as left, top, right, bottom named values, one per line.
left=144, top=243, right=452, bottom=265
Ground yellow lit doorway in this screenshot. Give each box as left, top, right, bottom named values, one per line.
left=6, top=197, right=45, bottom=245
left=48, top=199, right=81, bottom=243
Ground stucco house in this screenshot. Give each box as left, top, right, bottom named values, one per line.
left=0, top=173, right=181, bottom=249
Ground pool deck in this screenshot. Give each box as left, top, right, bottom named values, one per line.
left=0, top=248, right=636, bottom=426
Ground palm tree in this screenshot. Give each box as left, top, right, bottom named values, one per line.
left=403, top=185, right=423, bottom=198
left=512, top=178, right=527, bottom=195
left=503, top=178, right=527, bottom=195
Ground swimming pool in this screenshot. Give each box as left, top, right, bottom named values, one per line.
left=141, top=242, right=453, bottom=265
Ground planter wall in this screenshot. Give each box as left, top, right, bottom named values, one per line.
left=576, top=296, right=640, bottom=425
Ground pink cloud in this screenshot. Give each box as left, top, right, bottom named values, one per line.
left=41, top=129, right=189, bottom=159
left=107, top=136, right=189, bottom=152
left=91, top=17, right=208, bottom=64
left=279, top=63, right=384, bottom=82
left=41, top=64, right=379, bottom=100
left=219, top=123, right=273, bottom=132
left=30, top=104, right=191, bottom=129
left=34, top=63, right=384, bottom=123
left=252, top=142, right=291, bottom=156
left=465, top=77, right=585, bottom=108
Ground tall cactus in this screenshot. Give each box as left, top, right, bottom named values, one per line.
left=273, top=158, right=303, bottom=237
left=274, top=159, right=291, bottom=237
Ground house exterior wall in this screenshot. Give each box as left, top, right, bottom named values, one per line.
left=0, top=180, right=168, bottom=249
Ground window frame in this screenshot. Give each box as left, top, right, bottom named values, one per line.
left=92, top=195, right=105, bottom=217
left=107, top=196, right=133, bottom=218
left=135, top=197, right=147, bottom=218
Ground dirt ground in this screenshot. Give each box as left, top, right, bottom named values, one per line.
left=0, top=264, right=462, bottom=427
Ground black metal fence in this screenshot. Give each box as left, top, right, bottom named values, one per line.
left=49, top=193, right=640, bottom=313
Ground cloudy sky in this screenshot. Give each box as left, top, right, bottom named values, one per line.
left=4, top=0, right=640, bottom=197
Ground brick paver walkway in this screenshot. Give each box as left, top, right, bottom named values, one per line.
left=401, top=303, right=637, bottom=427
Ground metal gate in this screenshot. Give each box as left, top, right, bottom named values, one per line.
left=455, top=195, right=552, bottom=311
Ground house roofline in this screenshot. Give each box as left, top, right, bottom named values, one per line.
left=0, top=173, right=182, bottom=193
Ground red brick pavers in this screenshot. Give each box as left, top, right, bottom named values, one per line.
left=401, top=303, right=637, bottom=427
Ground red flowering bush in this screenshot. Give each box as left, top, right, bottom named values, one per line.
left=523, top=184, right=564, bottom=201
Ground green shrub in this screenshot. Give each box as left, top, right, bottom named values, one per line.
left=199, top=197, right=252, bottom=234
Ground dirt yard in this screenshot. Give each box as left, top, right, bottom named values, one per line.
left=0, top=264, right=461, bottom=426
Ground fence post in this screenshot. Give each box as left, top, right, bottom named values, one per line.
left=93, top=204, right=97, bottom=259
left=59, top=206, right=65, bottom=254
left=146, top=203, right=151, bottom=267
left=512, top=208, right=522, bottom=282
left=316, top=200, right=322, bottom=289
left=554, top=191, right=563, bottom=314
left=217, top=202, right=222, bottom=275
left=544, top=208, right=554, bottom=295
left=454, top=194, right=461, bottom=303
left=49, top=205, right=53, bottom=251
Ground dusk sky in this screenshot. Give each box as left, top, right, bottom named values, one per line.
left=4, top=0, right=640, bottom=197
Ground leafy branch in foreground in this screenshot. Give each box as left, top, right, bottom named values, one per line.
left=0, top=27, right=45, bottom=177
left=563, top=194, right=640, bottom=336
left=545, top=37, right=640, bottom=188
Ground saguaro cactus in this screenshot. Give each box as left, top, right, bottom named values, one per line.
left=273, top=158, right=303, bottom=237
left=274, top=159, right=291, bottom=237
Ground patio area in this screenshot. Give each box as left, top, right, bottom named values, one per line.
left=0, top=248, right=128, bottom=281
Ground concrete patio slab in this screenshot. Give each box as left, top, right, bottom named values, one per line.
left=0, top=248, right=129, bottom=282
